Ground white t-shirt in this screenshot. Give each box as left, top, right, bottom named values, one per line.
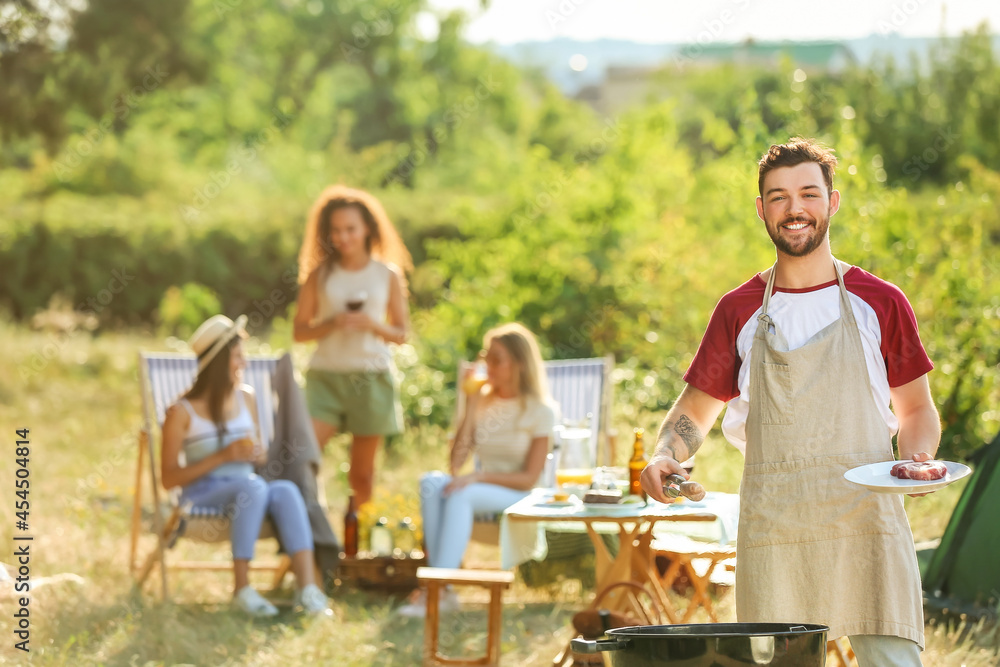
left=473, top=395, right=556, bottom=475
left=684, top=266, right=933, bottom=454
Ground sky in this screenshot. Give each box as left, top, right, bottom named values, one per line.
left=425, top=0, right=999, bottom=44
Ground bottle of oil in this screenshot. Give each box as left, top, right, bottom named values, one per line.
left=628, top=428, right=648, bottom=499
left=343, top=495, right=359, bottom=558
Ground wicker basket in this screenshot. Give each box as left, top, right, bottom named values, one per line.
left=336, top=552, right=427, bottom=593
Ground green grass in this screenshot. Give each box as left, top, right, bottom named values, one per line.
left=0, top=321, right=996, bottom=665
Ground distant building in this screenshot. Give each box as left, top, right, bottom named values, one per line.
left=576, top=39, right=857, bottom=114
left=682, top=39, right=857, bottom=71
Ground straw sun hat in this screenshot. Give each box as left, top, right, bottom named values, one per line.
left=188, top=314, right=248, bottom=373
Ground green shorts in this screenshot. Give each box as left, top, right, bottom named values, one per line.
left=305, top=369, right=403, bottom=436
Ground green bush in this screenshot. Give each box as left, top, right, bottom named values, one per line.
left=157, top=282, right=221, bottom=339
left=0, top=208, right=302, bottom=329
left=2, top=19, right=998, bottom=461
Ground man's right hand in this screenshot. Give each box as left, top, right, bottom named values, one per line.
left=641, top=455, right=691, bottom=503
left=639, top=385, right=725, bottom=503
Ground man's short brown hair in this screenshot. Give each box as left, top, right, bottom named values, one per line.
left=758, top=137, right=838, bottom=196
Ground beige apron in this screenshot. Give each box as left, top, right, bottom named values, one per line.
left=735, top=260, right=924, bottom=646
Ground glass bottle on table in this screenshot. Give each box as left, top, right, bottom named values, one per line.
left=343, top=495, right=359, bottom=558
left=628, top=427, right=648, bottom=500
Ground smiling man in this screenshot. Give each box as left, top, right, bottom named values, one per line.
left=641, top=138, right=940, bottom=666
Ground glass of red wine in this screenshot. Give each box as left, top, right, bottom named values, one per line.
left=346, top=290, right=368, bottom=312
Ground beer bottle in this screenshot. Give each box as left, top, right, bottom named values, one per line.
left=628, top=428, right=648, bottom=499
left=343, top=495, right=359, bottom=558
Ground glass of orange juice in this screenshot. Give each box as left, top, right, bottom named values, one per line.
left=462, top=359, right=489, bottom=395
left=556, top=468, right=595, bottom=487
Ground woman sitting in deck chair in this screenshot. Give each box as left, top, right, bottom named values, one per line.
left=161, top=314, right=331, bottom=617
left=398, top=323, right=555, bottom=617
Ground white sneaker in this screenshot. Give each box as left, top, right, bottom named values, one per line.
left=233, top=586, right=279, bottom=617
left=396, top=590, right=428, bottom=618
left=295, top=583, right=332, bottom=616
left=396, top=588, right=461, bottom=618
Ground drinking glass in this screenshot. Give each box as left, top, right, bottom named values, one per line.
left=462, top=356, right=489, bottom=395
left=346, top=290, right=368, bottom=312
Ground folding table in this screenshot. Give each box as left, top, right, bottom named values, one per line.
left=501, top=491, right=738, bottom=623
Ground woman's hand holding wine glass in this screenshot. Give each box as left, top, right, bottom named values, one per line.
left=332, top=290, right=375, bottom=331
left=348, top=290, right=373, bottom=330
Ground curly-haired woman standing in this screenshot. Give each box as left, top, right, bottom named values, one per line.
left=293, top=185, right=412, bottom=506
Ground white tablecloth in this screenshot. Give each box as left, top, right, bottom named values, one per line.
left=499, top=490, right=740, bottom=569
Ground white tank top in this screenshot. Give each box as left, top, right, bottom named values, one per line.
left=309, top=259, right=395, bottom=373
left=179, top=388, right=257, bottom=478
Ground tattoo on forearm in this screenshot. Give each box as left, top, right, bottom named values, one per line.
left=653, top=414, right=705, bottom=461
left=674, top=415, right=703, bottom=456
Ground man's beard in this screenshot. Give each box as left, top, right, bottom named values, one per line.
left=764, top=208, right=831, bottom=257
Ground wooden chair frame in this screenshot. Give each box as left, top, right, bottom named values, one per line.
left=827, top=637, right=859, bottom=666
left=129, top=352, right=289, bottom=600
left=650, top=537, right=736, bottom=623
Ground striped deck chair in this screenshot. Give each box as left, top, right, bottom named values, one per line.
left=129, top=352, right=286, bottom=600
left=457, top=356, right=616, bottom=544
left=545, top=356, right=616, bottom=466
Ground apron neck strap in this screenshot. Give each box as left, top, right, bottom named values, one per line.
left=761, top=259, right=851, bottom=318
left=833, top=259, right=856, bottom=325
left=761, top=264, right=778, bottom=315
left=833, top=257, right=846, bottom=285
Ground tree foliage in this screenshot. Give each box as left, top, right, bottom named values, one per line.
left=1, top=6, right=997, bottom=459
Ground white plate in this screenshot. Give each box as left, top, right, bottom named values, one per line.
left=583, top=502, right=642, bottom=515
left=844, top=460, right=971, bottom=494
left=535, top=500, right=578, bottom=508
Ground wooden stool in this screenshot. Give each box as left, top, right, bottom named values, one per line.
left=827, top=637, right=859, bottom=666
left=417, top=567, right=515, bottom=667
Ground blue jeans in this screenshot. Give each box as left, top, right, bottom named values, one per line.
left=180, top=475, right=313, bottom=561
left=419, top=471, right=528, bottom=569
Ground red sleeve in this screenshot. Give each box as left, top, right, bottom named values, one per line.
left=683, top=278, right=764, bottom=402
left=847, top=268, right=934, bottom=386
